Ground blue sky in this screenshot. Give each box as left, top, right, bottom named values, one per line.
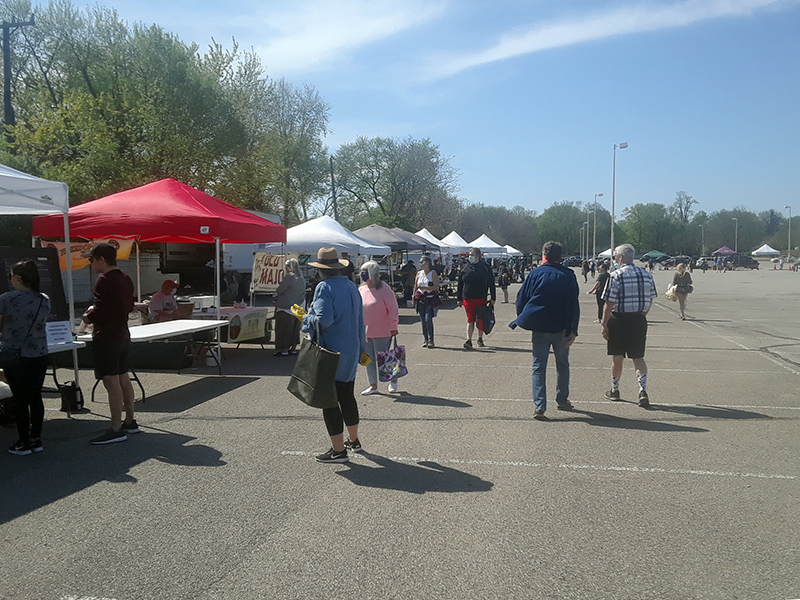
left=73, top=0, right=800, bottom=218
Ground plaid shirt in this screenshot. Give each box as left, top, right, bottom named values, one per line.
left=601, top=263, right=657, bottom=313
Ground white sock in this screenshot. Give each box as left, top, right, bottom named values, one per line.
left=637, top=372, right=647, bottom=392
left=611, top=377, right=620, bottom=392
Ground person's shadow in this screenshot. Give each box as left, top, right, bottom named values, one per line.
left=337, top=454, right=493, bottom=494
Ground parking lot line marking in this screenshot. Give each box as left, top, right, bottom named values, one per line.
left=280, top=451, right=797, bottom=481
left=414, top=362, right=786, bottom=375
left=434, top=397, right=800, bottom=410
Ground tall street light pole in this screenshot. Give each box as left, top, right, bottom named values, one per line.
left=700, top=224, right=705, bottom=256
left=593, top=192, right=603, bottom=261
left=584, top=220, right=590, bottom=259
left=785, top=205, right=792, bottom=260
left=732, top=217, right=738, bottom=254
left=579, top=224, right=585, bottom=259
left=611, top=142, right=628, bottom=258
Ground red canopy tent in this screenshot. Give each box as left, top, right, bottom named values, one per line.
left=32, top=178, right=286, bottom=244
left=33, top=180, right=287, bottom=349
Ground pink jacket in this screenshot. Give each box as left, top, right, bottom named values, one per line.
left=359, top=282, right=399, bottom=339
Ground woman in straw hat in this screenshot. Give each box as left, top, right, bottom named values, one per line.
left=303, top=247, right=367, bottom=463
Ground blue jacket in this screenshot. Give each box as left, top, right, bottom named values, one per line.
left=511, top=262, right=580, bottom=335
left=303, top=275, right=367, bottom=382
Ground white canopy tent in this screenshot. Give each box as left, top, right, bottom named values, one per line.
left=440, top=231, right=471, bottom=254
left=505, top=244, right=523, bottom=256
left=415, top=228, right=450, bottom=251
left=469, top=234, right=506, bottom=254
left=0, top=163, right=80, bottom=386
left=752, top=243, right=780, bottom=256
left=259, top=215, right=390, bottom=256
left=598, top=248, right=613, bottom=258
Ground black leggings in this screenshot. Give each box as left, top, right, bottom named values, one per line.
left=5, top=355, right=49, bottom=441
left=322, top=380, right=359, bottom=437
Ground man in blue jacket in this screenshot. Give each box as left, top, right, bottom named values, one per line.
left=511, top=241, right=580, bottom=420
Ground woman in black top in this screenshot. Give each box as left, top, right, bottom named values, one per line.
left=588, top=262, right=610, bottom=322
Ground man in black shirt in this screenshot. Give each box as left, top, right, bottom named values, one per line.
left=457, top=247, right=496, bottom=349
left=82, top=243, right=138, bottom=445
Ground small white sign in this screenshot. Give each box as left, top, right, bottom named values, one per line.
left=200, top=226, right=210, bottom=234
left=46, top=321, right=73, bottom=345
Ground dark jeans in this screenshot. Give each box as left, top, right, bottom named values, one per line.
left=418, top=303, right=435, bottom=342
left=5, top=355, right=49, bottom=441
left=596, top=296, right=605, bottom=321
left=322, top=380, right=359, bottom=437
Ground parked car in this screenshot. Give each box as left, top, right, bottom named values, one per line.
left=725, top=255, right=759, bottom=270
left=567, top=256, right=584, bottom=267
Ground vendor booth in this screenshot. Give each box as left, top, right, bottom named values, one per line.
left=0, top=164, right=83, bottom=389
left=33, top=178, right=286, bottom=369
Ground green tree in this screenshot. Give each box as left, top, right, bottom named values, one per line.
left=619, top=203, right=675, bottom=253
left=759, top=209, right=784, bottom=237
left=670, top=191, right=698, bottom=223
left=704, top=208, right=763, bottom=254
left=535, top=202, right=586, bottom=254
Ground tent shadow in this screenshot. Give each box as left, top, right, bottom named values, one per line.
left=652, top=404, right=770, bottom=420
left=133, top=376, right=259, bottom=413
left=0, top=428, right=225, bottom=525
left=337, top=455, right=493, bottom=494
left=391, top=392, right=471, bottom=408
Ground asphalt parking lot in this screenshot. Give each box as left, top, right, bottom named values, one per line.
left=1, top=265, right=798, bottom=600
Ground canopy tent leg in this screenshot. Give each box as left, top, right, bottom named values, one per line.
left=63, top=213, right=80, bottom=390
left=215, top=236, right=222, bottom=375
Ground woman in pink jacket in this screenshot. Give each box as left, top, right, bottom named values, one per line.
left=359, top=261, right=400, bottom=395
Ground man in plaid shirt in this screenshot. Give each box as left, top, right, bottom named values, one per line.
left=600, top=244, right=657, bottom=407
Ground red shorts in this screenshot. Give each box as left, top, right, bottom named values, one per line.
left=463, top=298, right=488, bottom=329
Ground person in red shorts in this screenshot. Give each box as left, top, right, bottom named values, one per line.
left=457, top=247, right=496, bottom=349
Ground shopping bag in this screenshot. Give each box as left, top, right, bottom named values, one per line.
left=475, top=303, right=496, bottom=334
left=376, top=337, right=408, bottom=382
left=664, top=284, right=678, bottom=302
left=287, top=334, right=340, bottom=409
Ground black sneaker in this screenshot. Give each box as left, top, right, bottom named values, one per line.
left=422, top=341, right=429, bottom=348
left=638, top=390, right=650, bottom=408
left=463, top=340, right=473, bottom=350
left=344, top=438, right=363, bottom=453
left=28, top=438, right=43, bottom=453
left=556, top=402, right=574, bottom=411
left=8, top=441, right=32, bottom=456
left=476, top=338, right=485, bottom=347
left=604, top=389, right=621, bottom=401
left=533, top=410, right=548, bottom=421
left=315, top=448, right=349, bottom=463
left=90, top=428, right=128, bottom=445
left=427, top=341, right=435, bottom=349
left=120, top=419, right=141, bottom=434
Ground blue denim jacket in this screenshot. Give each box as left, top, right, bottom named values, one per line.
left=302, top=275, right=367, bottom=382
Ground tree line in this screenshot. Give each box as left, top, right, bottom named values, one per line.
left=0, top=1, right=793, bottom=257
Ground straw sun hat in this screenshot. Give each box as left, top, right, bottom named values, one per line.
left=308, top=247, right=349, bottom=270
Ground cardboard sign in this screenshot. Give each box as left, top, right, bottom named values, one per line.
left=251, top=253, right=287, bottom=293
left=42, top=239, right=135, bottom=270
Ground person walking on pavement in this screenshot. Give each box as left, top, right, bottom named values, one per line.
left=588, top=262, right=610, bottom=322
left=672, top=262, right=693, bottom=320
left=600, top=244, right=658, bottom=407
left=457, top=247, right=496, bottom=349
left=413, top=256, right=440, bottom=348
left=359, top=260, right=400, bottom=395
left=511, top=241, right=580, bottom=420
left=82, top=243, right=139, bottom=444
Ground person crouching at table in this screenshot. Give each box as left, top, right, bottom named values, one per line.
left=302, top=248, right=367, bottom=463
left=149, top=279, right=180, bottom=322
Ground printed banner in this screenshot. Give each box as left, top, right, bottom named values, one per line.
left=251, top=252, right=288, bottom=293
left=42, top=239, right=135, bottom=270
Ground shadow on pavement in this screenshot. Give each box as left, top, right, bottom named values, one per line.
left=653, top=404, right=771, bottom=420
left=135, top=376, right=259, bottom=413
left=337, top=455, right=493, bottom=494
left=390, top=392, right=471, bottom=408
left=0, top=428, right=225, bottom=525
left=565, top=409, right=709, bottom=433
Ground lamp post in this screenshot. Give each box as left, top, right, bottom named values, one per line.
left=699, top=224, right=705, bottom=256
left=583, top=220, right=590, bottom=259
left=785, top=205, right=792, bottom=260
left=593, top=192, right=603, bottom=260
left=732, top=217, right=738, bottom=254
left=579, top=224, right=585, bottom=259
left=611, top=142, right=628, bottom=257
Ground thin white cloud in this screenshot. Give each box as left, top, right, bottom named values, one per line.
left=423, top=0, right=797, bottom=80
left=253, top=0, right=447, bottom=74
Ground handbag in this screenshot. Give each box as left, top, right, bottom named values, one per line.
left=58, top=381, right=85, bottom=413
left=475, top=303, right=496, bottom=334
left=376, top=336, right=408, bottom=382
left=665, top=284, right=678, bottom=301
left=0, top=295, right=44, bottom=371
left=286, top=318, right=340, bottom=409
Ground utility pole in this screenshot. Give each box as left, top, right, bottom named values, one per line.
left=329, top=156, right=339, bottom=221
left=2, top=14, right=35, bottom=146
